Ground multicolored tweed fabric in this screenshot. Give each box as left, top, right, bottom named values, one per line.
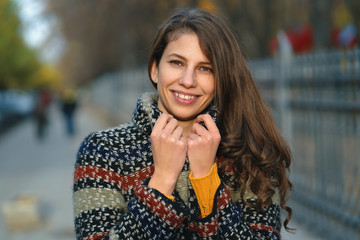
left=73, top=93, right=282, bottom=240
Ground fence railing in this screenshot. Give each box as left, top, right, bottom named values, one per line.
left=249, top=48, right=360, bottom=240
left=90, top=48, right=360, bottom=240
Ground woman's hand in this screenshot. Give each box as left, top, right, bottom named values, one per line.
left=148, top=114, right=187, bottom=196
left=187, top=114, right=221, bottom=178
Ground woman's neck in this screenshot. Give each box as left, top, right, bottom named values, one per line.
left=177, top=119, right=196, bottom=137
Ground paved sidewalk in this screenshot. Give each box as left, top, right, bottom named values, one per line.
left=0, top=102, right=110, bottom=240
left=0, top=101, right=322, bottom=240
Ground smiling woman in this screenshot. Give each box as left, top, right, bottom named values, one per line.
left=150, top=33, right=215, bottom=132
left=73, top=8, right=293, bottom=240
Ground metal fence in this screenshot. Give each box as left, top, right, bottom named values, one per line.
left=90, top=48, right=360, bottom=240
left=249, top=48, right=360, bottom=240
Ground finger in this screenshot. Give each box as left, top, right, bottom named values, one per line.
left=191, top=123, right=209, bottom=137
left=172, top=126, right=184, bottom=140
left=153, top=114, right=173, bottom=132
left=179, top=136, right=187, bottom=146
left=186, top=132, right=201, bottom=145
left=196, top=114, right=219, bottom=134
left=186, top=131, right=197, bottom=141
left=162, top=118, right=179, bottom=136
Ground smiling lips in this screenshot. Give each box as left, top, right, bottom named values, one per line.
left=172, top=91, right=199, bottom=104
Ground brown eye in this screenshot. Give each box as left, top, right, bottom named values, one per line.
left=199, top=66, right=213, bottom=72
left=169, top=60, right=183, bottom=66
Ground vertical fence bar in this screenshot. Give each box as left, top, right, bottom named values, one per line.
left=251, top=49, right=360, bottom=239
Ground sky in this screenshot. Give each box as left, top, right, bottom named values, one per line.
left=14, top=0, right=64, bottom=63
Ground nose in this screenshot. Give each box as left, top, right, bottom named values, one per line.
left=179, top=69, right=197, bottom=88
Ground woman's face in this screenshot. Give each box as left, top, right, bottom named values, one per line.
left=151, top=32, right=215, bottom=121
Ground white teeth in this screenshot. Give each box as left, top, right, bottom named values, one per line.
left=174, top=92, right=196, bottom=100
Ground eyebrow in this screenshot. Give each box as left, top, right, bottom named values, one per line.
left=166, top=53, right=212, bottom=65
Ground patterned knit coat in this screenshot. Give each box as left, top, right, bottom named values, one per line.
left=73, top=93, right=282, bottom=240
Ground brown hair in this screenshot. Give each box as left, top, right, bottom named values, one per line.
left=147, top=8, right=293, bottom=230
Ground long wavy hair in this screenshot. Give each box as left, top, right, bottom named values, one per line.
left=147, top=8, right=293, bottom=230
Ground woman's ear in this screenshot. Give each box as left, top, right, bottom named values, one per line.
left=150, top=62, right=159, bottom=84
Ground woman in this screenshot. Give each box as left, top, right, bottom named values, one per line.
left=73, top=8, right=292, bottom=239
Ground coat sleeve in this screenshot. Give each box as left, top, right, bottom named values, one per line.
left=73, top=132, right=189, bottom=240
left=187, top=182, right=282, bottom=239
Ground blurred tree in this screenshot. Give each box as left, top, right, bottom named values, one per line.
left=46, top=0, right=176, bottom=86
left=219, top=0, right=285, bottom=57
left=0, top=0, right=42, bottom=89
left=29, top=64, right=62, bottom=89
left=198, top=0, right=218, bottom=12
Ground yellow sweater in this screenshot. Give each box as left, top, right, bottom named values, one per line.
left=166, top=163, right=220, bottom=218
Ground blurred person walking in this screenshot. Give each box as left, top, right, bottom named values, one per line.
left=73, top=8, right=293, bottom=240
left=60, top=88, right=77, bottom=137
left=34, top=88, right=51, bottom=140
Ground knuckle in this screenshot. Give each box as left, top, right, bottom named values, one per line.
left=205, top=135, right=212, bottom=142
left=160, top=133, right=168, bottom=141
left=178, top=140, right=186, bottom=148
left=169, top=137, right=177, bottom=144
left=215, top=133, right=221, bottom=141
left=150, top=132, right=157, bottom=140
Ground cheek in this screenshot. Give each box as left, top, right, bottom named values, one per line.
left=158, top=68, right=175, bottom=86
left=203, top=77, right=216, bottom=95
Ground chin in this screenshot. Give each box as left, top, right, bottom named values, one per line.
left=172, top=112, right=198, bottom=122
left=175, top=116, right=196, bottom=121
